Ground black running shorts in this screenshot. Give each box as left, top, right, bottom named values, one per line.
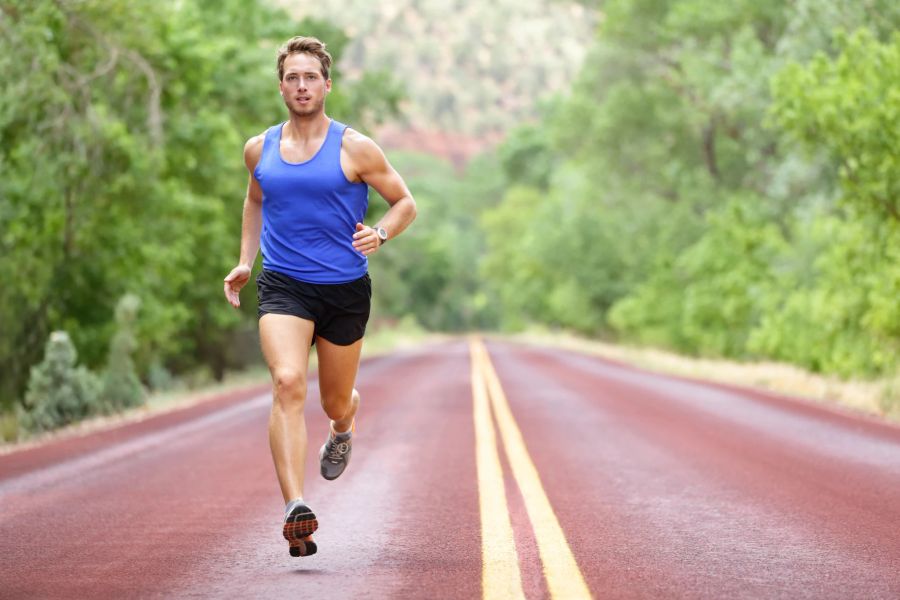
left=256, top=268, right=371, bottom=346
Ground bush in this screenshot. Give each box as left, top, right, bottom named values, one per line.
left=879, top=374, right=900, bottom=418
left=147, top=360, right=176, bottom=393
left=102, top=294, right=145, bottom=411
left=19, top=331, right=102, bottom=434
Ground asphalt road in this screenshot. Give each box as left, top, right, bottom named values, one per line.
left=2, top=339, right=899, bottom=599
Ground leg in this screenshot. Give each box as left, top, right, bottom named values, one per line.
left=260, top=313, right=315, bottom=503
left=316, top=336, right=363, bottom=481
left=316, top=336, right=363, bottom=431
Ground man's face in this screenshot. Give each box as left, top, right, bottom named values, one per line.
left=279, top=53, right=331, bottom=117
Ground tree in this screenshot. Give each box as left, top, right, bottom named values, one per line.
left=0, top=0, right=404, bottom=412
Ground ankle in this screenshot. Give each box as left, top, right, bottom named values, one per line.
left=285, top=497, right=305, bottom=515
left=331, top=420, right=353, bottom=437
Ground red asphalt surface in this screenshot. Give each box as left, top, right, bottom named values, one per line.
left=2, top=339, right=900, bottom=599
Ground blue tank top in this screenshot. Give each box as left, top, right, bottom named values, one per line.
left=255, top=119, right=369, bottom=284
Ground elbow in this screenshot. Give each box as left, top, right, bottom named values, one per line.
left=407, top=196, right=418, bottom=222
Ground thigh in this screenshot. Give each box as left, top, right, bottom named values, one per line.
left=315, top=336, right=363, bottom=402
left=260, top=313, right=316, bottom=378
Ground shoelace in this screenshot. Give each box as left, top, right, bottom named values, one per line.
left=326, top=438, right=350, bottom=462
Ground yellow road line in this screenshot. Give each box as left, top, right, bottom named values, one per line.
left=470, top=337, right=526, bottom=600
left=473, top=338, right=593, bottom=600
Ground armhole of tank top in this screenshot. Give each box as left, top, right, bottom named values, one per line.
left=253, top=125, right=277, bottom=180
left=337, top=124, right=367, bottom=187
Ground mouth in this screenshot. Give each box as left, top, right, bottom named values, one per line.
left=296, top=96, right=311, bottom=103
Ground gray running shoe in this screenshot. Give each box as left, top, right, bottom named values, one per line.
left=319, top=425, right=353, bottom=480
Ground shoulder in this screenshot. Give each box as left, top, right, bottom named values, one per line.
left=341, top=127, right=386, bottom=168
left=243, top=130, right=268, bottom=171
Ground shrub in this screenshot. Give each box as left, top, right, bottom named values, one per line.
left=101, top=294, right=145, bottom=411
left=19, top=331, right=102, bottom=434
left=879, top=374, right=900, bottom=418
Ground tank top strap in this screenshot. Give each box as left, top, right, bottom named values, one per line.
left=324, top=119, right=349, bottom=156
left=263, top=123, right=284, bottom=161
left=255, top=123, right=283, bottom=179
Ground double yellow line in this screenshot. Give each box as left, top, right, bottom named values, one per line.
left=470, top=338, right=592, bottom=600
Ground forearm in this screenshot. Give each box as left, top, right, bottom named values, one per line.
left=376, top=196, right=417, bottom=241
left=239, top=197, right=263, bottom=267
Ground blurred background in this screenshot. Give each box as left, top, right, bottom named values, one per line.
left=1, top=0, right=898, bottom=440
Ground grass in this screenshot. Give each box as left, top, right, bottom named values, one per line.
left=7, top=320, right=894, bottom=452
left=504, top=326, right=900, bottom=424
left=0, top=318, right=442, bottom=452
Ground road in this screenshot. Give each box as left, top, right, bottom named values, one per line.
left=2, top=338, right=899, bottom=599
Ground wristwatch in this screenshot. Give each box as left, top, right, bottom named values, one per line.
left=375, top=226, right=389, bottom=245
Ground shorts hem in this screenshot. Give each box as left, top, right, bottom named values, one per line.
left=258, top=308, right=317, bottom=322
left=314, top=330, right=366, bottom=346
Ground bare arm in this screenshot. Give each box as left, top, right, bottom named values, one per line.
left=223, top=135, right=265, bottom=308
left=344, top=129, right=417, bottom=256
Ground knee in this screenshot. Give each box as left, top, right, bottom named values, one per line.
left=320, top=394, right=345, bottom=421
left=272, top=369, right=307, bottom=405
left=321, top=389, right=357, bottom=421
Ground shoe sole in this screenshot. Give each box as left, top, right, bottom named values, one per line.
left=283, top=504, right=319, bottom=557
left=288, top=538, right=318, bottom=557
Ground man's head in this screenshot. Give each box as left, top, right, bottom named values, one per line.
left=277, top=36, right=332, bottom=81
left=276, top=36, right=333, bottom=117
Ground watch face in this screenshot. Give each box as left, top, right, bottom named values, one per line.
left=377, top=227, right=388, bottom=241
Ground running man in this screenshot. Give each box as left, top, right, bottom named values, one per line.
left=222, top=36, right=417, bottom=558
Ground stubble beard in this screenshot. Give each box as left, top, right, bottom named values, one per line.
left=286, top=96, right=325, bottom=119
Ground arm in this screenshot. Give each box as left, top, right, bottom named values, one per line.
left=223, top=135, right=265, bottom=308
left=343, top=129, right=418, bottom=256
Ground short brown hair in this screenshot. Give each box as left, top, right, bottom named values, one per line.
left=276, top=36, right=332, bottom=81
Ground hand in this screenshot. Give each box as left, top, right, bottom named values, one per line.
left=352, top=222, right=381, bottom=256
left=223, top=264, right=251, bottom=308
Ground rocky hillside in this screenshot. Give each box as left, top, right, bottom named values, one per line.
left=278, top=0, right=596, bottom=159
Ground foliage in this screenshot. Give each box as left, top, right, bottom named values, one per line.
left=101, top=294, right=145, bottom=411
left=609, top=196, right=789, bottom=357
left=772, top=28, right=900, bottom=220
left=746, top=27, right=900, bottom=375
left=0, top=0, right=403, bottom=412
left=368, top=150, right=504, bottom=331
left=19, top=331, right=102, bottom=434
left=4, top=0, right=900, bottom=437
left=480, top=0, right=900, bottom=377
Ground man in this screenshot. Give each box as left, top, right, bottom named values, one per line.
left=222, top=36, right=416, bottom=558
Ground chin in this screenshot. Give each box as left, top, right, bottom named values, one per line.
left=292, top=105, right=320, bottom=118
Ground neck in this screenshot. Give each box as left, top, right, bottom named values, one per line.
left=283, top=111, right=330, bottom=141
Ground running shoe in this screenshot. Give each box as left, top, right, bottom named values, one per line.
left=283, top=502, right=318, bottom=557
left=319, top=421, right=354, bottom=481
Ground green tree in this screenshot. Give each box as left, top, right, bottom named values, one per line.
left=0, top=0, right=404, bottom=413
left=369, top=151, right=503, bottom=331
left=772, top=28, right=900, bottom=220
left=752, top=28, right=900, bottom=375
left=480, top=0, right=900, bottom=377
